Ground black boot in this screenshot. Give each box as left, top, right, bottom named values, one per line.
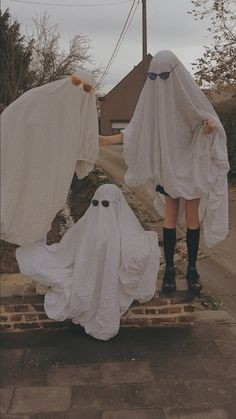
left=162, top=267, right=176, bottom=293
left=186, top=267, right=202, bottom=295
left=186, top=228, right=202, bottom=295
left=162, top=227, right=176, bottom=293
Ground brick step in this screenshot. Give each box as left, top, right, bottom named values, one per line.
left=0, top=291, right=195, bottom=332
left=0, top=273, right=198, bottom=333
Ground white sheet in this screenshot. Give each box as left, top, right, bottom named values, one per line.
left=123, top=50, right=229, bottom=246
left=1, top=69, right=99, bottom=245
left=16, top=184, right=160, bottom=340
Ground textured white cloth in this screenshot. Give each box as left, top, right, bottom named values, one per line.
left=123, top=50, right=229, bottom=246
left=1, top=69, right=99, bottom=245
left=16, top=184, right=160, bottom=340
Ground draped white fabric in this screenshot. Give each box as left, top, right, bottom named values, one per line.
left=1, top=69, right=99, bottom=245
left=123, top=50, right=229, bottom=247
left=16, top=184, right=160, bottom=340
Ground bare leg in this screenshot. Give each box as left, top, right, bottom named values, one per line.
left=164, top=196, right=180, bottom=228
left=185, top=198, right=200, bottom=229
left=185, top=198, right=202, bottom=294
left=162, top=196, right=179, bottom=293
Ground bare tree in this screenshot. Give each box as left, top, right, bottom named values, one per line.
left=189, top=0, right=236, bottom=88
left=0, top=10, right=100, bottom=110
left=29, top=12, right=93, bottom=88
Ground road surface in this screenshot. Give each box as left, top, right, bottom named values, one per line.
left=97, top=145, right=162, bottom=221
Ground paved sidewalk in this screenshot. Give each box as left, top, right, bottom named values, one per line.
left=195, top=185, right=236, bottom=321
left=200, top=186, right=236, bottom=276
left=1, top=323, right=236, bottom=418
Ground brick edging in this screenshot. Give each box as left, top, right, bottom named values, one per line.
left=1, top=296, right=195, bottom=332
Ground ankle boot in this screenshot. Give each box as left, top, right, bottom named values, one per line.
left=186, top=266, right=202, bottom=295
left=162, top=267, right=176, bottom=293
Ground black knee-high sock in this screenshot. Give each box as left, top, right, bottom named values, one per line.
left=163, top=227, right=176, bottom=268
left=186, top=227, right=200, bottom=269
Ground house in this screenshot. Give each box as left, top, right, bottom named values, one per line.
left=98, top=54, right=152, bottom=135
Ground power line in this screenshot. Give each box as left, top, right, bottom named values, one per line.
left=101, top=0, right=139, bottom=80
left=98, top=0, right=139, bottom=86
left=97, top=0, right=139, bottom=86
left=118, top=0, right=140, bottom=49
left=5, top=0, right=132, bottom=6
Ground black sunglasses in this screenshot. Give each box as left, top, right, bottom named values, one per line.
left=147, top=64, right=177, bottom=81
left=91, top=199, right=110, bottom=207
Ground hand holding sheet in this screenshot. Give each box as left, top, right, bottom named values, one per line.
left=203, top=119, right=215, bottom=135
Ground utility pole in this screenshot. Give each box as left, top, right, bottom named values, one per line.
left=142, top=0, right=147, bottom=61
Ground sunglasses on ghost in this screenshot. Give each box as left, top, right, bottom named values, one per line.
left=147, top=64, right=178, bottom=80
left=70, top=75, right=94, bottom=92
left=91, top=199, right=110, bottom=207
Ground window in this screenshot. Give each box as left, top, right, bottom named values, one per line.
left=111, top=122, right=129, bottom=135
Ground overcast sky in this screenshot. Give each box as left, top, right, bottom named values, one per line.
left=2, top=0, right=213, bottom=93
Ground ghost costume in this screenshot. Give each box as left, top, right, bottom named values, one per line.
left=1, top=69, right=99, bottom=245
left=16, top=184, right=160, bottom=340
left=123, top=50, right=229, bottom=247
